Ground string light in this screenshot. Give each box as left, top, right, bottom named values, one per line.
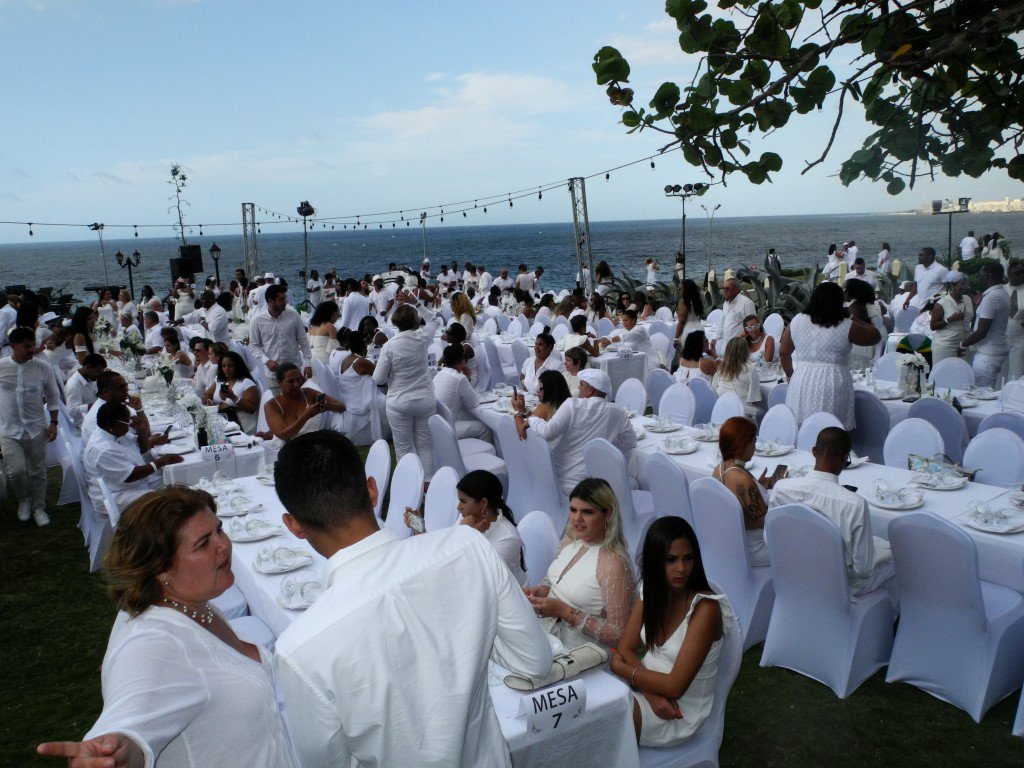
left=28, top=222, right=33, bottom=236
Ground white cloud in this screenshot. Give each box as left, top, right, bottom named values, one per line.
left=425, top=72, right=446, bottom=82
left=608, top=17, right=697, bottom=66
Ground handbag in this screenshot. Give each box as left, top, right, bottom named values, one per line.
left=907, top=453, right=977, bottom=481
left=503, top=642, right=609, bottom=691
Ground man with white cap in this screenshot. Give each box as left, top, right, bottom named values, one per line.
left=928, top=270, right=973, bottom=365
left=252, top=272, right=276, bottom=314
left=512, top=367, right=637, bottom=497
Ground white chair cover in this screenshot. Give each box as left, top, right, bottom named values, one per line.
left=383, top=452, right=424, bottom=540
left=659, top=383, right=696, bottom=426
left=510, top=339, right=531, bottom=374
left=583, top=438, right=655, bottom=559
left=482, top=338, right=517, bottom=387
left=704, top=309, right=724, bottom=340
left=424, top=466, right=460, bottom=531
left=210, top=584, right=249, bottom=620
left=648, top=321, right=672, bottom=339
left=254, top=389, right=275, bottom=434
left=55, top=427, right=81, bottom=507
left=517, top=510, right=560, bottom=587
left=887, top=512, right=1024, bottom=721
left=883, top=417, right=943, bottom=468
left=850, top=390, right=892, bottom=464
left=795, top=412, right=844, bottom=452
left=482, top=317, right=499, bottom=335
left=907, top=397, right=970, bottom=463
left=654, top=306, right=674, bottom=323
left=96, top=477, right=121, bottom=528
left=643, top=453, right=694, bottom=527
left=963, top=428, right=1024, bottom=487
left=928, top=357, right=975, bottom=390
left=496, top=315, right=512, bottom=332
left=893, top=307, right=917, bottom=333
left=228, top=615, right=277, bottom=652
left=766, top=382, right=788, bottom=409
left=435, top=401, right=495, bottom=457
left=873, top=352, right=901, bottom=382
left=709, top=392, right=745, bottom=425
left=761, top=504, right=894, bottom=698
left=523, top=431, right=568, bottom=534
left=688, top=477, right=774, bottom=650
left=596, top=317, right=615, bottom=338
left=311, top=359, right=343, bottom=401
left=1000, top=379, right=1024, bottom=414
left=762, top=313, right=785, bottom=346
left=649, top=332, right=671, bottom=369
left=644, top=369, right=674, bottom=417
left=551, top=324, right=569, bottom=341
left=529, top=321, right=545, bottom=336
left=427, top=414, right=507, bottom=488
left=759, top=404, right=798, bottom=446
left=364, top=439, right=391, bottom=519
left=614, top=377, right=647, bottom=415
left=552, top=316, right=570, bottom=329
left=977, top=411, right=1024, bottom=442
left=493, top=416, right=532, bottom=522
left=69, top=438, right=111, bottom=571
left=688, top=378, right=718, bottom=425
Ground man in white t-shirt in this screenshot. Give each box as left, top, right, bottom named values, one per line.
left=715, top=277, right=757, bottom=351
left=844, top=258, right=876, bottom=289
left=515, top=264, right=535, bottom=293
left=960, top=231, right=979, bottom=259
left=844, top=241, right=859, bottom=266
left=305, top=269, right=323, bottom=310
left=960, top=262, right=1010, bottom=387
left=903, top=247, right=948, bottom=310
left=492, top=268, right=514, bottom=293
left=477, top=265, right=493, bottom=294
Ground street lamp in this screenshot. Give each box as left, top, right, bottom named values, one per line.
left=664, top=183, right=707, bottom=282
left=297, top=201, right=315, bottom=301
left=209, top=242, right=222, bottom=288
left=931, top=197, right=970, bottom=263
left=89, top=223, right=108, bottom=286
left=701, top=204, right=722, bottom=272
left=420, top=212, right=428, bottom=263
left=115, top=249, right=141, bottom=299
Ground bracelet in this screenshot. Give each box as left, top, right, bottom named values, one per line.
left=150, top=462, right=159, bottom=474
left=630, top=665, right=641, bottom=690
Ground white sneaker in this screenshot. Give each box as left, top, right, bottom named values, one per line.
left=33, top=510, right=51, bottom=527
left=17, top=500, right=31, bottom=522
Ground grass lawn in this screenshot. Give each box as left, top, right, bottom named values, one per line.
left=2, top=468, right=1023, bottom=767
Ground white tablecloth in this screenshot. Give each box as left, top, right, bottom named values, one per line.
left=589, top=352, right=649, bottom=398
left=226, top=477, right=640, bottom=768
left=161, top=445, right=266, bottom=485
left=634, top=421, right=1024, bottom=592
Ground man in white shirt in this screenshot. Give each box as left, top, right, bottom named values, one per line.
left=338, top=278, right=371, bottom=331
left=249, top=284, right=312, bottom=389
left=116, top=312, right=143, bottom=345
left=0, top=292, right=17, bottom=355
left=65, top=353, right=107, bottom=430
left=844, top=241, right=859, bottom=266
left=477, top=265, right=493, bottom=294
left=369, top=277, right=398, bottom=320
left=436, top=264, right=457, bottom=294
left=903, top=247, right=948, bottom=310
left=492, top=268, right=514, bottom=293
left=960, top=230, right=979, bottom=259
left=716, top=277, right=757, bottom=352
left=305, top=269, right=323, bottom=310
left=190, top=338, right=218, bottom=397
left=176, top=291, right=229, bottom=344
left=515, top=264, right=536, bottom=293
left=514, top=368, right=638, bottom=496
left=142, top=311, right=165, bottom=354
left=844, top=258, right=876, bottom=289
left=273, top=432, right=552, bottom=768
left=146, top=298, right=169, bottom=326
left=0, top=328, right=61, bottom=525
left=960, top=262, right=1011, bottom=387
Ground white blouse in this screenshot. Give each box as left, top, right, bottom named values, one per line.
left=372, top=320, right=440, bottom=401
left=485, top=515, right=527, bottom=586
left=520, top=353, right=564, bottom=394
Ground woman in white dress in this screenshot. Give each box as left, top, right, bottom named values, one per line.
left=334, top=330, right=380, bottom=440
left=524, top=478, right=636, bottom=650
left=173, top=281, right=194, bottom=322
left=456, top=470, right=527, bottom=586
left=93, top=289, right=119, bottom=328
left=610, top=516, right=734, bottom=747
left=929, top=270, right=974, bottom=365
left=203, top=351, right=260, bottom=434
left=673, top=330, right=717, bottom=385
left=37, top=488, right=297, bottom=768
left=117, top=289, right=137, bottom=326
left=520, top=330, right=564, bottom=394
left=674, top=279, right=704, bottom=351
left=711, top=338, right=762, bottom=416
left=740, top=314, right=775, bottom=364
left=433, top=343, right=490, bottom=441
left=307, top=300, right=341, bottom=364
left=450, top=292, right=477, bottom=337
left=844, top=279, right=884, bottom=370
left=780, top=282, right=881, bottom=429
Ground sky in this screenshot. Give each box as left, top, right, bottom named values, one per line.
left=1, top=0, right=1020, bottom=244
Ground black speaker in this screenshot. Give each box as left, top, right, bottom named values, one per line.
left=179, top=244, right=203, bottom=274
left=169, top=258, right=192, bottom=282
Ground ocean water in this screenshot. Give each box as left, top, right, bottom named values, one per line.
left=1, top=211, right=1021, bottom=303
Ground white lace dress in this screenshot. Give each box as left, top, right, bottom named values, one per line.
left=634, top=593, right=735, bottom=746
left=785, top=313, right=856, bottom=428
left=308, top=333, right=339, bottom=364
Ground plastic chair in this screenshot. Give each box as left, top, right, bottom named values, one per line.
left=482, top=338, right=518, bottom=387
left=423, top=466, right=460, bottom=531
left=364, top=439, right=391, bottom=519
left=596, top=317, right=615, bottom=338
left=908, top=397, right=970, bottom=463
left=510, top=340, right=530, bottom=373
left=894, top=307, right=917, bottom=333
left=645, top=369, right=674, bottom=416
left=523, top=431, right=568, bottom=534
left=583, top=438, right=655, bottom=559
left=928, top=357, right=975, bottom=390
left=977, top=411, right=1024, bottom=443
left=688, top=378, right=718, bottom=425
left=850, top=390, right=892, bottom=464
left=659, top=383, right=696, bottom=426
left=517, top=510, right=560, bottom=587
left=614, top=377, right=647, bottom=415
left=887, top=512, right=1024, bottom=721
left=761, top=504, right=894, bottom=698
left=759, top=404, right=797, bottom=446
left=883, top=417, right=944, bottom=469
left=494, top=415, right=533, bottom=521
left=710, top=393, right=745, bottom=425
left=427, top=414, right=507, bottom=487
left=766, top=382, right=788, bottom=409
left=383, top=453, right=424, bottom=540
left=689, top=477, right=775, bottom=650
left=643, top=453, right=694, bottom=526
left=796, top=412, right=844, bottom=452
left=963, top=428, right=1024, bottom=487
left=873, top=352, right=901, bottom=383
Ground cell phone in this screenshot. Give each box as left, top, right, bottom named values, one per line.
left=771, top=464, right=788, bottom=483
left=512, top=386, right=518, bottom=399
left=162, top=424, right=172, bottom=437
left=842, top=484, right=858, bottom=493
left=408, top=512, right=425, bottom=534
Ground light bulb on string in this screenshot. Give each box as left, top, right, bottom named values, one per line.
left=650, top=161, right=655, bottom=169
left=538, top=190, right=543, bottom=200
left=199, top=225, right=204, bottom=236
left=605, top=173, right=610, bottom=180
left=462, top=212, right=466, bottom=217
left=484, top=207, right=487, bottom=213
left=28, top=222, right=33, bottom=236
left=134, top=225, right=139, bottom=237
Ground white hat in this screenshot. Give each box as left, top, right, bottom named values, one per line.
left=422, top=258, right=430, bottom=265
left=264, top=272, right=275, bottom=279
left=943, top=270, right=965, bottom=283
left=578, top=368, right=612, bottom=396
left=40, top=311, right=60, bottom=325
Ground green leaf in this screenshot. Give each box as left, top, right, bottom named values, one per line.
left=650, top=82, right=682, bottom=118
left=621, top=111, right=641, bottom=128
left=886, top=178, right=906, bottom=195
left=760, top=152, right=783, bottom=172
left=592, top=47, right=630, bottom=85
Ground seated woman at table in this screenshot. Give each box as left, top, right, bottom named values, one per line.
left=558, top=314, right=601, bottom=356
left=358, top=314, right=389, bottom=352
left=631, top=291, right=654, bottom=321
left=442, top=321, right=480, bottom=386
left=601, top=309, right=661, bottom=367
left=265, top=363, right=345, bottom=446
left=524, top=478, right=636, bottom=650
left=520, top=330, right=564, bottom=394
left=459, top=470, right=527, bottom=585
left=37, top=487, right=298, bottom=768
left=673, top=329, right=717, bottom=384
left=711, top=416, right=775, bottom=567
left=533, top=369, right=572, bottom=421
left=204, top=350, right=260, bottom=434
left=162, top=332, right=195, bottom=380
left=450, top=291, right=477, bottom=337
left=562, top=346, right=588, bottom=397
left=433, top=343, right=490, bottom=440
left=741, top=314, right=775, bottom=364
left=587, top=292, right=609, bottom=326
left=534, top=293, right=555, bottom=323
left=67, top=306, right=97, bottom=364
left=610, top=516, right=734, bottom=747
left=711, top=337, right=762, bottom=416
left=307, top=300, right=341, bottom=364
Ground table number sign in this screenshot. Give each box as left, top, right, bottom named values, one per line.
left=518, top=679, right=587, bottom=737
left=201, top=444, right=236, bottom=463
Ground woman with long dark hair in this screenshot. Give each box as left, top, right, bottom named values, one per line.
left=67, top=306, right=96, bottom=363
left=456, top=469, right=526, bottom=585
left=533, top=369, right=571, bottom=421
left=520, top=329, right=563, bottom=394
left=673, top=329, right=717, bottom=384
left=204, top=350, right=260, bottom=433
left=610, top=516, right=734, bottom=746
left=307, top=300, right=341, bottom=364
left=674, top=279, right=704, bottom=349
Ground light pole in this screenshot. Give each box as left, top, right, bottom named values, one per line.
left=420, top=212, right=428, bottom=263
left=115, top=249, right=141, bottom=299
left=664, top=183, right=707, bottom=282
left=89, top=223, right=108, bottom=286
left=701, top=204, right=722, bottom=272
left=931, top=197, right=970, bottom=263
left=297, top=201, right=315, bottom=302
left=209, top=242, right=222, bottom=288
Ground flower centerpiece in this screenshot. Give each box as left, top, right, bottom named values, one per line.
left=896, top=352, right=930, bottom=396
left=93, top=316, right=114, bottom=341
left=177, top=389, right=207, bottom=429
left=157, top=363, right=174, bottom=386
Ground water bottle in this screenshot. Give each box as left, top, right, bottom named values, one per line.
left=197, top=426, right=208, bottom=448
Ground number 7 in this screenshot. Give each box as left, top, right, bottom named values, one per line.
left=552, top=712, right=562, bottom=729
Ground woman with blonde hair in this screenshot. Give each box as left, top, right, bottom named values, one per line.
left=449, top=292, right=476, bottom=337
left=524, top=478, right=636, bottom=650
left=711, top=336, right=762, bottom=415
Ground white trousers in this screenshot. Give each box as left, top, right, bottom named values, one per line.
left=1008, top=341, right=1024, bottom=381
left=386, top=395, right=435, bottom=475
left=0, top=431, right=48, bottom=510
left=972, top=351, right=1007, bottom=388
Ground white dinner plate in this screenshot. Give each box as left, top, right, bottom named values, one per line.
left=663, top=440, right=698, bottom=455
left=692, top=431, right=720, bottom=443
left=968, top=388, right=998, bottom=400
left=155, top=445, right=196, bottom=457
left=911, top=474, right=968, bottom=491
left=870, top=497, right=925, bottom=511
left=254, top=552, right=313, bottom=574
left=955, top=396, right=978, bottom=408
left=755, top=444, right=794, bottom=457
left=255, top=474, right=275, bottom=486
left=874, top=388, right=904, bottom=400
left=227, top=526, right=283, bottom=543
left=645, top=423, right=682, bottom=434
left=962, top=514, right=1024, bottom=535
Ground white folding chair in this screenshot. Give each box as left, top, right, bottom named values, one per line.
left=709, top=392, right=745, bottom=425
left=796, top=412, right=844, bottom=452
left=977, top=412, right=1024, bottom=443
left=850, top=390, right=892, bottom=464
left=759, top=404, right=797, bottom=446
left=424, top=466, right=460, bottom=531
left=928, top=357, right=975, bottom=390
left=614, top=377, right=647, bottom=415
left=658, top=383, right=696, bottom=426
left=883, top=417, right=943, bottom=468
left=688, top=378, right=718, bottom=425
left=887, top=512, right=1024, bottom=721
left=427, top=415, right=507, bottom=489
left=761, top=504, right=894, bottom=698
left=908, top=397, right=970, bottom=463
left=644, top=369, right=674, bottom=417
left=383, top=453, right=424, bottom=540
left=643, top=453, right=694, bottom=526
left=517, top=510, right=560, bottom=587
left=364, top=439, right=391, bottom=519
left=873, top=352, right=901, bottom=382
left=583, top=438, right=655, bottom=560
left=766, top=382, right=788, bottom=409
left=963, top=428, right=1024, bottom=487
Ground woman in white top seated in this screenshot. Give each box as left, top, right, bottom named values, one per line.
left=558, top=314, right=601, bottom=356
left=335, top=329, right=380, bottom=439
left=265, top=363, right=344, bottom=451
left=673, top=330, right=718, bottom=384
left=433, top=343, right=491, bottom=441
left=562, top=346, right=588, bottom=398
left=711, top=416, right=774, bottom=566
left=162, top=332, right=195, bottom=380
left=740, top=314, right=775, bottom=364
left=456, top=470, right=527, bottom=586
left=450, top=292, right=477, bottom=337
left=711, top=337, right=762, bottom=416
left=520, top=329, right=564, bottom=394
left=307, top=300, right=341, bottom=364
left=37, top=488, right=297, bottom=768
left=203, top=351, right=260, bottom=434
left=610, top=516, right=734, bottom=747
left=524, top=478, right=636, bottom=650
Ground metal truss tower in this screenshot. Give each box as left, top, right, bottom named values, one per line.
left=241, top=202, right=259, bottom=278
left=568, top=177, right=594, bottom=293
